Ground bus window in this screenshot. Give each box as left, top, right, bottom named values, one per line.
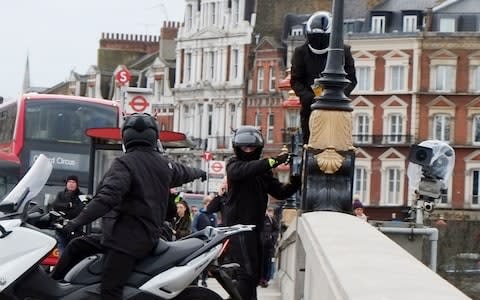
left=25, top=100, right=117, bottom=144
left=0, top=176, right=18, bottom=200
left=92, top=149, right=123, bottom=194
left=0, top=103, right=17, bottom=145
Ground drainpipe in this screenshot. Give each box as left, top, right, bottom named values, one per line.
left=376, top=226, right=439, bottom=272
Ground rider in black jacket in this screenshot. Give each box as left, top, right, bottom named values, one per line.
left=52, top=175, right=85, bottom=252
left=291, top=11, right=357, bottom=145
left=223, top=126, right=301, bottom=300
left=51, top=113, right=206, bottom=299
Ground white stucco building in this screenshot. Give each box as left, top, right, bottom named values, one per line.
left=174, top=0, right=256, bottom=155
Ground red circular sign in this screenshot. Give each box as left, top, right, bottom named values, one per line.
left=128, top=96, right=149, bottom=112
left=116, top=68, right=131, bottom=85
left=211, top=162, right=223, bottom=173
left=203, top=152, right=212, bottom=161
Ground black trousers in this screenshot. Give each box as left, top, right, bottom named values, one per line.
left=260, top=244, right=274, bottom=282
left=300, top=108, right=311, bottom=145
left=228, top=231, right=261, bottom=300
left=51, top=234, right=138, bottom=300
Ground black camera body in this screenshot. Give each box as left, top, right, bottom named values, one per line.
left=408, top=144, right=434, bottom=168
left=408, top=144, right=440, bottom=211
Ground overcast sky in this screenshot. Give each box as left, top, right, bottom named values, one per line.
left=0, top=0, right=185, bottom=100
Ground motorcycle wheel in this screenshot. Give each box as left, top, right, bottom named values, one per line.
left=174, top=286, right=223, bottom=300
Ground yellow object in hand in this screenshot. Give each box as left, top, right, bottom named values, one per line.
left=312, top=85, right=323, bottom=97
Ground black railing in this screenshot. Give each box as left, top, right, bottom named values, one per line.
left=191, top=138, right=207, bottom=150
left=352, top=135, right=414, bottom=146
left=190, top=136, right=232, bottom=150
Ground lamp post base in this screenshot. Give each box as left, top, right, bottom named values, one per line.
left=301, top=149, right=355, bottom=213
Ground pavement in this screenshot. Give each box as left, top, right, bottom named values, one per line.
left=206, top=276, right=282, bottom=300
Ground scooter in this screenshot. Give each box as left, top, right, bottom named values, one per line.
left=0, top=154, right=251, bottom=299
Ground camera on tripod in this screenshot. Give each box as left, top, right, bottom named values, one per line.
left=407, top=140, right=455, bottom=214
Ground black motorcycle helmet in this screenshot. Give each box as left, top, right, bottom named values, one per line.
left=305, top=11, right=332, bottom=53
left=121, top=113, right=159, bottom=151
left=232, top=126, right=264, bottom=161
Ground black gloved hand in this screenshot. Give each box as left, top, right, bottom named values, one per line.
left=270, top=153, right=293, bottom=168
left=290, top=174, right=302, bottom=189
left=200, top=171, right=207, bottom=182
left=61, top=221, right=78, bottom=237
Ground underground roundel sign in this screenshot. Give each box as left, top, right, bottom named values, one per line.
left=128, top=95, right=150, bottom=112
left=209, top=160, right=225, bottom=175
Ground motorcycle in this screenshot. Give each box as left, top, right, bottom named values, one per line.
left=22, top=193, right=90, bottom=273
left=0, top=154, right=251, bottom=300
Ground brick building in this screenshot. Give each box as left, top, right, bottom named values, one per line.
left=341, top=0, right=480, bottom=219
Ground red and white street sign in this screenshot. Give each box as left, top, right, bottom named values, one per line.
left=202, top=152, right=213, bottom=161
left=207, top=160, right=226, bottom=193
left=116, top=67, right=131, bottom=85
left=128, top=95, right=149, bottom=113
left=210, top=161, right=224, bottom=173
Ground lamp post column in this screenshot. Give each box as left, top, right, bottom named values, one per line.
left=302, top=0, right=355, bottom=213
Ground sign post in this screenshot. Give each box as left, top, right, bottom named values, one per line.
left=115, top=66, right=131, bottom=126
left=202, top=152, right=212, bottom=196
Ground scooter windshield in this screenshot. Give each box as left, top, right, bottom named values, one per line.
left=0, top=154, right=52, bottom=214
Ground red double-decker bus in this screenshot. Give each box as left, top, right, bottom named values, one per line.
left=0, top=94, right=120, bottom=205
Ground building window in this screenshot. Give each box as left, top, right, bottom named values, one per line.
left=354, top=167, right=368, bottom=202
left=255, top=112, right=262, bottom=127
left=403, top=15, right=417, bottom=32
left=386, top=168, right=401, bottom=204
left=357, top=66, right=372, bottom=91
left=291, top=27, right=303, bottom=36
left=198, top=103, right=204, bottom=137
left=440, top=18, right=456, bottom=32
left=186, top=4, right=193, bottom=29
left=230, top=104, right=237, bottom=132
left=433, top=113, right=451, bottom=142
left=473, top=115, right=480, bottom=144
left=87, top=85, right=95, bottom=98
left=232, top=0, right=239, bottom=25
left=388, top=113, right=403, bottom=143
left=267, top=113, right=274, bottom=143
left=472, top=170, right=480, bottom=206
left=389, top=65, right=406, bottom=91
left=210, top=2, right=216, bottom=25
left=185, top=53, right=192, bottom=82
left=439, top=189, right=449, bottom=205
left=354, top=113, right=371, bottom=143
left=232, top=49, right=239, bottom=79
left=434, top=65, right=455, bottom=92
left=208, top=51, right=215, bottom=80
left=205, top=104, right=213, bottom=136
left=470, top=65, right=480, bottom=92
left=269, top=67, right=276, bottom=91
left=371, top=16, right=386, bottom=33
left=157, top=77, right=165, bottom=97
left=344, top=22, right=355, bottom=34
left=257, top=67, right=264, bottom=92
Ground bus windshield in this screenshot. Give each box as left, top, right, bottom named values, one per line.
left=25, top=100, right=117, bottom=144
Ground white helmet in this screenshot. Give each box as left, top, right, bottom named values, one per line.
left=305, top=11, right=332, bottom=53
left=306, top=11, right=332, bottom=34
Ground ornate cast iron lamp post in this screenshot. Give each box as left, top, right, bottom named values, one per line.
left=302, top=0, right=355, bottom=213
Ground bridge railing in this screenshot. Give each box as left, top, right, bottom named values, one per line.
left=276, top=212, right=469, bottom=300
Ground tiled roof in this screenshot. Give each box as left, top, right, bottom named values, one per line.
left=373, top=0, right=441, bottom=11
left=345, top=0, right=370, bottom=20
